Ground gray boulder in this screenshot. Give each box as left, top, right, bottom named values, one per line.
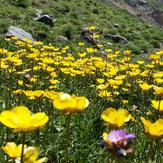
left=6, top=26, right=35, bottom=42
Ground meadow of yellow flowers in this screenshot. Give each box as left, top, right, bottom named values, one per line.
left=0, top=31, right=162, bottom=162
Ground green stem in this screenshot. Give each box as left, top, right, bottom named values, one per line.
left=36, top=130, right=40, bottom=146
left=157, top=98, right=161, bottom=119
left=155, top=139, right=162, bottom=162
left=65, top=114, right=71, bottom=163
left=147, top=139, right=153, bottom=162
left=21, top=133, right=26, bottom=163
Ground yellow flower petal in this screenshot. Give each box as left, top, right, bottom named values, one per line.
left=53, top=93, right=89, bottom=113
left=151, top=100, right=163, bottom=112
left=101, top=108, right=133, bottom=128
left=2, top=142, right=26, bottom=158
left=141, top=117, right=163, bottom=137
left=0, top=106, right=49, bottom=132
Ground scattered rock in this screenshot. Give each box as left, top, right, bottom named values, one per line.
left=56, top=36, right=69, bottom=42
left=81, top=26, right=101, bottom=49
left=125, top=0, right=151, bottom=11
left=125, top=0, right=137, bottom=7
left=138, top=0, right=147, bottom=5
left=105, top=34, right=128, bottom=44
left=34, top=14, right=56, bottom=27
left=106, top=42, right=113, bottom=46
left=113, top=0, right=163, bottom=28
left=98, top=50, right=107, bottom=55
left=6, top=26, right=35, bottom=42
left=113, top=23, right=121, bottom=28
left=84, top=35, right=100, bottom=46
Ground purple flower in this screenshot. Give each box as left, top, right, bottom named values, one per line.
left=107, top=130, right=135, bottom=143
left=101, top=130, right=135, bottom=157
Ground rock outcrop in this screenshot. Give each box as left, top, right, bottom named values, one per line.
left=6, top=26, right=35, bottom=42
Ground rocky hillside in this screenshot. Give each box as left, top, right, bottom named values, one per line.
left=0, top=0, right=162, bottom=54
left=110, top=0, right=163, bottom=27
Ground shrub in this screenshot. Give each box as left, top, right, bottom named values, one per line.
left=10, top=0, right=31, bottom=8
left=150, top=39, right=160, bottom=48
left=92, top=8, right=99, bottom=15
left=0, top=19, right=9, bottom=33
left=62, top=24, right=74, bottom=40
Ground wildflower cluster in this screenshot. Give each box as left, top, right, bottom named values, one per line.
left=0, top=34, right=162, bottom=162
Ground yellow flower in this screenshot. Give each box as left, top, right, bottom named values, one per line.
left=50, top=72, right=57, bottom=78
left=78, top=52, right=86, bottom=58
left=96, top=78, right=105, bottom=84
left=146, top=111, right=152, bottom=116
left=139, top=83, right=152, bottom=91
left=153, top=86, right=163, bottom=96
left=122, top=100, right=128, bottom=104
left=78, top=42, right=85, bottom=46
left=3, top=143, right=47, bottom=163
left=13, top=89, right=23, bottom=95
left=18, top=80, right=23, bottom=86
left=155, top=78, right=163, bottom=84
left=92, top=34, right=100, bottom=39
left=151, top=100, right=163, bottom=112
left=88, top=25, right=96, bottom=30
left=30, top=77, right=37, bottom=83
left=20, top=146, right=47, bottom=163
left=0, top=106, right=49, bottom=132
left=2, top=142, right=26, bottom=158
left=33, top=90, right=44, bottom=98
left=50, top=79, right=59, bottom=85
left=86, top=48, right=97, bottom=53
left=101, top=108, right=134, bottom=128
left=96, top=84, right=108, bottom=90
left=122, top=88, right=129, bottom=92
left=98, top=90, right=112, bottom=98
left=23, top=90, right=44, bottom=99
left=123, top=50, right=131, bottom=55
left=108, top=79, right=123, bottom=86
left=43, top=91, right=59, bottom=100
left=137, top=60, right=144, bottom=65
left=145, top=64, right=154, bottom=69
left=141, top=117, right=163, bottom=137
left=105, top=49, right=112, bottom=53
left=53, top=93, right=89, bottom=113
left=102, top=132, right=112, bottom=147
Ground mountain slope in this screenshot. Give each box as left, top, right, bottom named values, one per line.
left=0, top=0, right=162, bottom=54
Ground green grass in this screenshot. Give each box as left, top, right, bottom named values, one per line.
left=0, top=0, right=162, bottom=54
